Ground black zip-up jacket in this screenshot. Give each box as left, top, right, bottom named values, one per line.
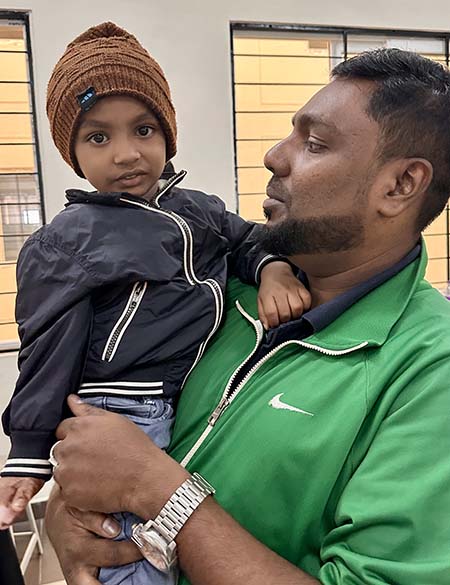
left=1, top=172, right=277, bottom=479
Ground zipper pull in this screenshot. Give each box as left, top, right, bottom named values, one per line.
left=208, top=397, right=229, bottom=426
left=135, top=282, right=145, bottom=294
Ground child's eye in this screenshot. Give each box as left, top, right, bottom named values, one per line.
left=137, top=125, right=153, bottom=137
left=88, top=133, right=107, bottom=144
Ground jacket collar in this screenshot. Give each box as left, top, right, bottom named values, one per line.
left=305, top=241, right=428, bottom=350
left=238, top=240, right=428, bottom=352
left=65, top=170, right=187, bottom=207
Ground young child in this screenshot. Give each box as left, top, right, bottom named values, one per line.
left=0, top=22, right=310, bottom=585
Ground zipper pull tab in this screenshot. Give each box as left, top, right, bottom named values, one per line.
left=208, top=397, right=229, bottom=427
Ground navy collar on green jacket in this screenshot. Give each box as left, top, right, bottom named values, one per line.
left=262, top=243, right=421, bottom=353
left=305, top=240, right=428, bottom=350
left=301, top=244, right=421, bottom=334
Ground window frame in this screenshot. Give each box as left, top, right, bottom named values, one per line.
left=0, top=10, right=45, bottom=353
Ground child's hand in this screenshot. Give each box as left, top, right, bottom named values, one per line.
left=0, top=476, right=45, bottom=529
left=258, top=261, right=311, bottom=329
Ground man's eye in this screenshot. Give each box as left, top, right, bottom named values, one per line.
left=306, top=139, right=325, bottom=153
left=88, top=133, right=107, bottom=144
left=137, top=126, right=153, bottom=137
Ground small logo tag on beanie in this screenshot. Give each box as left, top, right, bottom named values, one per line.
left=77, top=87, right=97, bottom=112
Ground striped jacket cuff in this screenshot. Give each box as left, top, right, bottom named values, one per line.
left=254, top=254, right=291, bottom=284
left=79, top=381, right=164, bottom=396
left=1, top=457, right=52, bottom=480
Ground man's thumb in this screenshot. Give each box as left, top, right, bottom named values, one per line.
left=67, top=394, right=103, bottom=417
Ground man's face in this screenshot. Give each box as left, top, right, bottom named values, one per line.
left=261, top=79, right=381, bottom=256
left=74, top=96, right=167, bottom=200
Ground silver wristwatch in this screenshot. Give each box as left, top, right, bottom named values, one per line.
left=131, top=472, right=215, bottom=573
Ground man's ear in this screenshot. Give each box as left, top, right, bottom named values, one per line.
left=378, top=158, right=433, bottom=218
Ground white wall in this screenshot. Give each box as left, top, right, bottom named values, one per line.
left=2, top=0, right=450, bottom=453
left=0, top=353, right=18, bottom=455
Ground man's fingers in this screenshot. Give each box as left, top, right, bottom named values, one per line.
left=56, top=395, right=104, bottom=440
left=88, top=537, right=141, bottom=567
left=65, top=567, right=100, bottom=585
left=67, top=394, right=104, bottom=417
left=70, top=507, right=121, bottom=539
left=74, top=576, right=99, bottom=585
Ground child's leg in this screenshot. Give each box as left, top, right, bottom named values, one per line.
left=82, top=396, right=176, bottom=585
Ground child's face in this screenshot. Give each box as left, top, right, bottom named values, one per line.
left=74, top=96, right=167, bottom=200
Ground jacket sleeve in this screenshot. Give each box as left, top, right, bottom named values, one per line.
left=215, top=196, right=288, bottom=285
left=1, top=235, right=96, bottom=480
left=318, top=357, right=450, bottom=585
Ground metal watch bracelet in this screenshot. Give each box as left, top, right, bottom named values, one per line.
left=143, top=472, right=215, bottom=542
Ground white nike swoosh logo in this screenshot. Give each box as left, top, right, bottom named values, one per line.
left=269, top=393, right=314, bottom=416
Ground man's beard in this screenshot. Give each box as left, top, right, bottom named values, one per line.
left=259, top=213, right=365, bottom=256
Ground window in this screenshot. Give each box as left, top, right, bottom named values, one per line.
left=231, top=24, right=450, bottom=290
left=0, top=12, right=45, bottom=350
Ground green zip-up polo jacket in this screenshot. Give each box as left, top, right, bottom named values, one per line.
left=170, top=246, right=450, bottom=585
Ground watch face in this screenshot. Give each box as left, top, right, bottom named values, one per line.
left=139, top=529, right=177, bottom=573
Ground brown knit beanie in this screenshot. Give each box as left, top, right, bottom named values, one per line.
left=47, top=22, right=177, bottom=177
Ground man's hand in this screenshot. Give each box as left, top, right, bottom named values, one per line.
left=0, top=476, right=44, bottom=529
left=52, top=395, right=188, bottom=516
left=45, top=484, right=141, bottom=585
left=258, top=261, right=311, bottom=329
left=50, top=397, right=320, bottom=585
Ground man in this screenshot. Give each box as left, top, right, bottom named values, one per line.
left=46, top=48, right=450, bottom=585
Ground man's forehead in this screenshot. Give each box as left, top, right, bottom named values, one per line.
left=293, top=79, right=375, bottom=134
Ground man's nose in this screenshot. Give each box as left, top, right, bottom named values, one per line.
left=113, top=140, right=141, bottom=166
left=264, top=138, right=290, bottom=176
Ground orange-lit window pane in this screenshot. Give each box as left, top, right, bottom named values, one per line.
left=0, top=16, right=43, bottom=349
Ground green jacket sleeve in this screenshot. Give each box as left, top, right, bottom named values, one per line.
left=319, top=358, right=450, bottom=585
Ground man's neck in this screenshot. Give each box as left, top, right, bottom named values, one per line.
left=291, top=238, right=420, bottom=308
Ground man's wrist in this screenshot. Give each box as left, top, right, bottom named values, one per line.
left=130, top=459, right=190, bottom=520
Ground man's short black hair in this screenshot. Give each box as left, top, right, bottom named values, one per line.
left=332, top=48, right=450, bottom=231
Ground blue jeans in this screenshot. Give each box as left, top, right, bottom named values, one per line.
left=83, top=395, right=176, bottom=585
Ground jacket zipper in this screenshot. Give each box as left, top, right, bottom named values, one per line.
left=102, top=281, right=148, bottom=362
left=119, top=188, right=224, bottom=376
left=101, top=176, right=188, bottom=364
left=180, top=303, right=368, bottom=467
left=179, top=301, right=263, bottom=466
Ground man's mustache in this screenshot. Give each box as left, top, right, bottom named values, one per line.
left=266, top=176, right=290, bottom=203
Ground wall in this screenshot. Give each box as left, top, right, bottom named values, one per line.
left=1, top=0, right=450, bottom=454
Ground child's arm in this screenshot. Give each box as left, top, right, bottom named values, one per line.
left=1, top=235, right=94, bottom=527
left=214, top=198, right=310, bottom=325
left=257, top=261, right=311, bottom=330
left=212, top=197, right=280, bottom=285
left=0, top=477, right=44, bottom=529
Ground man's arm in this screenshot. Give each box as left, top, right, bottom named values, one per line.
left=161, top=494, right=319, bottom=585
left=50, top=397, right=320, bottom=585
left=50, top=355, right=450, bottom=585
left=207, top=194, right=279, bottom=285
left=316, top=358, right=450, bottom=585
left=45, top=485, right=140, bottom=585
